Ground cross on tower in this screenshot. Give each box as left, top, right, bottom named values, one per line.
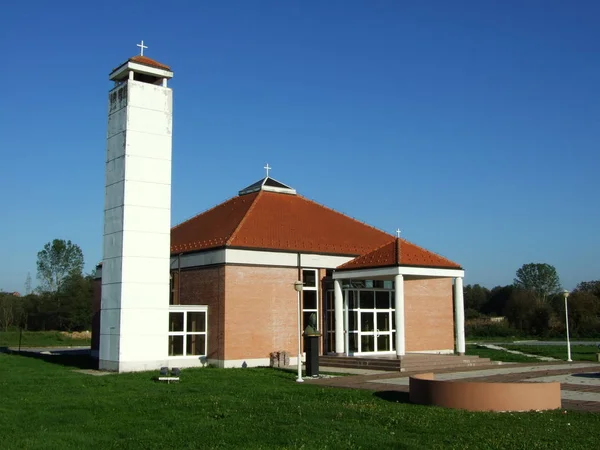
left=396, top=228, right=401, bottom=238
left=137, top=40, right=148, bottom=56
left=264, top=163, right=271, bottom=177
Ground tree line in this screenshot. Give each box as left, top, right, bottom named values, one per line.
left=464, top=263, right=600, bottom=338
left=0, top=239, right=93, bottom=332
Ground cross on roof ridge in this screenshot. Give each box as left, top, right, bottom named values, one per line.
left=137, top=40, right=148, bottom=56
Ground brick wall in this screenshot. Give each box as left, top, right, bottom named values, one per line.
left=178, top=266, right=225, bottom=361
left=404, top=278, right=454, bottom=352
left=224, top=265, right=298, bottom=360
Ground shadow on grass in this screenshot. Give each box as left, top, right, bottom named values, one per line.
left=373, top=390, right=411, bottom=404
left=7, top=348, right=98, bottom=370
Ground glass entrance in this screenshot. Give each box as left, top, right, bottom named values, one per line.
left=360, top=310, right=393, bottom=352
left=347, top=289, right=395, bottom=354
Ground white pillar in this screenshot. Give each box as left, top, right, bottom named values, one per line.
left=454, top=277, right=466, bottom=355
left=333, top=279, right=344, bottom=355
left=394, top=274, right=405, bottom=357
left=344, top=290, right=349, bottom=356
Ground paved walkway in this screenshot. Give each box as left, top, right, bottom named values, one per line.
left=308, top=362, right=600, bottom=412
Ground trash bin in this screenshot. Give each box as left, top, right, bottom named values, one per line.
left=596, top=353, right=600, bottom=363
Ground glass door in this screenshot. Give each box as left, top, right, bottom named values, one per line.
left=346, top=288, right=395, bottom=354
left=375, top=311, right=392, bottom=352
left=359, top=310, right=393, bottom=352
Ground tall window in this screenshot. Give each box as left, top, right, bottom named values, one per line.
left=302, top=269, right=319, bottom=332
left=168, top=308, right=207, bottom=357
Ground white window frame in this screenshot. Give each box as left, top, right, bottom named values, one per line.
left=301, top=268, right=319, bottom=332
left=347, top=287, right=396, bottom=355
left=167, top=305, right=208, bottom=358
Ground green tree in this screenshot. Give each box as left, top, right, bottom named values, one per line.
left=574, top=280, right=600, bottom=298
left=36, top=239, right=84, bottom=292
left=568, top=291, right=600, bottom=337
left=0, top=293, right=16, bottom=331
left=504, top=289, right=537, bottom=331
left=482, top=285, right=513, bottom=316
left=56, top=273, right=93, bottom=330
left=514, top=263, right=561, bottom=303
left=463, top=284, right=490, bottom=312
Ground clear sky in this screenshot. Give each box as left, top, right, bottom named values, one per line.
left=1, top=1, right=598, bottom=293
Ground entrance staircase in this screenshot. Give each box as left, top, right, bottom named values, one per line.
left=319, top=353, right=496, bottom=373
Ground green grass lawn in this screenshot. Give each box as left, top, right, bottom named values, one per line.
left=1, top=353, right=599, bottom=449
left=0, top=331, right=91, bottom=348
left=504, top=345, right=600, bottom=362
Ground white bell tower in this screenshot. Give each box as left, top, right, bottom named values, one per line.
left=100, top=44, right=173, bottom=372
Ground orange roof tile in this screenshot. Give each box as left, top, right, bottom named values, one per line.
left=111, top=56, right=172, bottom=73
left=336, top=238, right=461, bottom=270
left=171, top=193, right=258, bottom=253
left=171, top=190, right=393, bottom=256
left=129, top=55, right=171, bottom=71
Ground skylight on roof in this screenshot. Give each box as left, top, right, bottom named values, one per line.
left=239, top=177, right=296, bottom=196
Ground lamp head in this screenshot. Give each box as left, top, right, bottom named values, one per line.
left=563, top=289, right=570, bottom=299
left=293, top=281, right=304, bottom=292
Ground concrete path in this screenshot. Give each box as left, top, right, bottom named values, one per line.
left=473, top=340, right=600, bottom=346
left=472, top=343, right=559, bottom=361
left=308, top=361, right=600, bottom=412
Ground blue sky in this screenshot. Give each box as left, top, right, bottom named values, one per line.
left=1, top=1, right=598, bottom=292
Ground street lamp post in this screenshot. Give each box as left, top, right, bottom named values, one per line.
left=293, top=280, right=304, bottom=382
left=563, top=289, right=572, bottom=362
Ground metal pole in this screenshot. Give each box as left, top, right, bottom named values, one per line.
left=565, top=296, right=572, bottom=362
left=296, top=289, right=303, bottom=383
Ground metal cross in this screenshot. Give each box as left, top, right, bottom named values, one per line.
left=264, top=163, right=271, bottom=177
left=396, top=228, right=401, bottom=238
left=137, top=40, right=148, bottom=56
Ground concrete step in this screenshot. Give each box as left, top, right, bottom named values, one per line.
left=318, top=355, right=495, bottom=373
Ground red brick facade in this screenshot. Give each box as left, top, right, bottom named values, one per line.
left=223, top=265, right=299, bottom=360
left=91, top=264, right=455, bottom=363
left=177, top=266, right=225, bottom=361
left=404, top=278, right=454, bottom=352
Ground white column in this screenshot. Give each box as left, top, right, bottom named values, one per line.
left=344, top=290, right=349, bottom=356
left=394, top=274, right=405, bottom=357
left=454, top=277, right=466, bottom=355
left=333, top=279, right=344, bottom=355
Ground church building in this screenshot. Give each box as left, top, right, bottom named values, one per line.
left=92, top=49, right=466, bottom=372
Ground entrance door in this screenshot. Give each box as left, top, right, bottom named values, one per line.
left=359, top=310, right=393, bottom=353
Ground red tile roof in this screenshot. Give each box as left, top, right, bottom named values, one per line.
left=111, top=56, right=172, bottom=73
left=129, top=55, right=171, bottom=71
left=171, top=190, right=393, bottom=256
left=171, top=189, right=461, bottom=269
left=336, top=238, right=461, bottom=270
